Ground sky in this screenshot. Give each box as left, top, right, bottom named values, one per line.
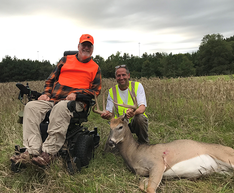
left=0, top=0, right=234, bottom=65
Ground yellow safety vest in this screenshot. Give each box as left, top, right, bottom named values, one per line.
left=109, top=81, right=147, bottom=122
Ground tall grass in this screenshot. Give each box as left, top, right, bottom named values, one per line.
left=0, top=76, right=234, bottom=192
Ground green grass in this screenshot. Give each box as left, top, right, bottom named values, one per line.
left=1, top=78, right=234, bottom=192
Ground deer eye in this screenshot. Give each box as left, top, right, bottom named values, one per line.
left=118, top=126, right=123, bottom=130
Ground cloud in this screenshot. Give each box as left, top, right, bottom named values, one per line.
left=0, top=0, right=233, bottom=63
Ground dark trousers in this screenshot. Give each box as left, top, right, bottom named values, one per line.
left=128, top=114, right=149, bottom=144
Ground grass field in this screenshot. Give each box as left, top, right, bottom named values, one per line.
left=0, top=76, right=234, bottom=192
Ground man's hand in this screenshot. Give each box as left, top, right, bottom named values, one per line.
left=101, top=110, right=112, bottom=120
left=126, top=108, right=135, bottom=119
left=66, top=93, right=76, bottom=101
left=38, top=94, right=50, bottom=101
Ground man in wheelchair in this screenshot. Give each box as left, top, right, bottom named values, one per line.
left=10, top=34, right=101, bottom=167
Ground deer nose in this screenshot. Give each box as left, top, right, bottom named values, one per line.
left=108, top=139, right=116, bottom=147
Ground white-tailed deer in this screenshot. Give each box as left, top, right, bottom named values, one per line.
left=92, top=91, right=234, bottom=193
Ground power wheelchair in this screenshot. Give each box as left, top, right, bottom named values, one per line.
left=11, top=51, right=100, bottom=174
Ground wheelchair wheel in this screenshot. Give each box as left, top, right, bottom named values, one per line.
left=73, top=135, right=94, bottom=167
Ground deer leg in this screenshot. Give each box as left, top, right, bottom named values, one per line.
left=139, top=177, right=149, bottom=192
left=146, top=164, right=166, bottom=193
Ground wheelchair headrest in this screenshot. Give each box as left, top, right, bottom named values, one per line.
left=64, top=51, right=78, bottom=56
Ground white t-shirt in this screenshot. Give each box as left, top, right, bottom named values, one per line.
left=106, top=83, right=147, bottom=113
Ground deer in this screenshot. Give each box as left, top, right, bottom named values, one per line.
left=92, top=90, right=234, bottom=193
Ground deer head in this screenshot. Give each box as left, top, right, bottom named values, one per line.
left=108, top=114, right=129, bottom=148
left=92, top=88, right=138, bottom=147
left=92, top=88, right=137, bottom=116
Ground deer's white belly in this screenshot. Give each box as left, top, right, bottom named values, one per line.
left=163, top=154, right=231, bottom=179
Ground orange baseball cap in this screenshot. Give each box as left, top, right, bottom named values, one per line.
left=79, top=34, right=94, bottom=45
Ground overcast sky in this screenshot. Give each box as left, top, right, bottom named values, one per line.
left=1, top=0, right=234, bottom=64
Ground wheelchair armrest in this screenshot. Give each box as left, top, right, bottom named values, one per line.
left=67, top=101, right=77, bottom=112
left=67, top=100, right=93, bottom=124
left=67, top=99, right=94, bottom=113
left=31, top=90, right=42, bottom=100
left=76, top=93, right=93, bottom=102
left=67, top=94, right=95, bottom=115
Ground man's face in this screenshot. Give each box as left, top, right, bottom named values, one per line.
left=115, top=68, right=130, bottom=89
left=78, top=41, right=93, bottom=61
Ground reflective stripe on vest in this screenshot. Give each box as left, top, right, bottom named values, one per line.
left=109, top=81, right=147, bottom=122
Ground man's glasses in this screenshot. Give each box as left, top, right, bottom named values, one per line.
left=115, top=65, right=126, bottom=69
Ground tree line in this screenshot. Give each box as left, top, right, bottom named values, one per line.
left=0, top=57, right=55, bottom=82
left=95, top=33, right=234, bottom=79
left=1, top=33, right=234, bottom=82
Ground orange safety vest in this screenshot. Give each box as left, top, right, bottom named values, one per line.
left=58, top=55, right=99, bottom=88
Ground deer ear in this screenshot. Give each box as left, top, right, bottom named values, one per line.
left=119, top=113, right=125, bottom=120
left=121, top=113, right=129, bottom=123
